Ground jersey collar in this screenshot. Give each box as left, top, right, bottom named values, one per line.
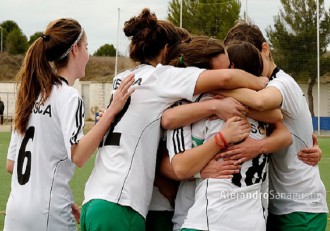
left=59, top=76, right=69, bottom=85
left=270, top=67, right=280, bottom=81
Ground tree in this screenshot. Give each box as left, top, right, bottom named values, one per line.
left=168, top=0, right=241, bottom=39
left=0, top=20, right=20, bottom=52
left=29, top=32, right=43, bottom=45
left=266, top=0, right=330, bottom=116
left=93, top=44, right=116, bottom=56
left=6, top=28, right=28, bottom=55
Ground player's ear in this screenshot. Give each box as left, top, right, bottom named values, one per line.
left=261, top=42, right=270, bottom=58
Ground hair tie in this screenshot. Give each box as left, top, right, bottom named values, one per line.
left=179, top=55, right=184, bottom=66
left=41, top=34, right=49, bottom=41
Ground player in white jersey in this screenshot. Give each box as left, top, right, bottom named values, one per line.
left=4, top=18, right=134, bottom=231
left=80, top=9, right=268, bottom=231
left=221, top=20, right=328, bottom=231
left=158, top=37, right=293, bottom=230
left=183, top=103, right=268, bottom=231
left=163, top=40, right=277, bottom=231
left=6, top=130, right=18, bottom=174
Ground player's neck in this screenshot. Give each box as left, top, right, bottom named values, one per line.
left=268, top=62, right=277, bottom=79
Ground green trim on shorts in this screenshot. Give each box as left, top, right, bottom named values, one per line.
left=146, top=210, right=174, bottom=231
left=267, top=212, right=328, bottom=231
left=80, top=199, right=145, bottom=231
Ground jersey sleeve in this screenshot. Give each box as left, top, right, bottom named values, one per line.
left=165, top=100, right=193, bottom=161
left=166, top=125, right=192, bottom=162
left=155, top=64, right=205, bottom=102
left=7, top=130, right=19, bottom=161
left=267, top=73, right=304, bottom=118
left=57, top=89, right=85, bottom=161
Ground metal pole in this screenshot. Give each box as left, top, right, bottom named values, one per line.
left=180, top=0, right=183, bottom=28
left=115, top=8, right=120, bottom=76
left=317, top=0, right=320, bottom=135
left=245, top=0, right=248, bottom=20
left=0, top=26, right=3, bottom=52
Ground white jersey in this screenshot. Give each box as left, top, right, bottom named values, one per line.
left=7, top=130, right=19, bottom=161
left=166, top=111, right=195, bottom=230
left=148, top=186, right=174, bottom=211
left=4, top=79, right=84, bottom=231
left=182, top=94, right=268, bottom=231
left=83, top=64, right=203, bottom=218
left=267, top=69, right=328, bottom=215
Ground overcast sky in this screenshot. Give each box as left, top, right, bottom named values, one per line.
left=1, top=0, right=329, bottom=54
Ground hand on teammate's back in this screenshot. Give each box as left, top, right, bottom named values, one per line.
left=210, top=95, right=248, bottom=121
left=200, top=157, right=241, bottom=179
left=108, top=74, right=135, bottom=116
left=220, top=116, right=250, bottom=145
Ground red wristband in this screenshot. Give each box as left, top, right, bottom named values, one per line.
left=214, top=133, right=224, bottom=149
left=218, top=131, right=228, bottom=148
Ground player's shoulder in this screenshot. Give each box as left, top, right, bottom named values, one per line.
left=274, top=69, right=295, bottom=81
left=115, top=65, right=154, bottom=80
left=52, top=81, right=81, bottom=103
left=268, top=69, right=298, bottom=88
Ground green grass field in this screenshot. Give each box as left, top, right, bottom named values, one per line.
left=0, top=131, right=329, bottom=230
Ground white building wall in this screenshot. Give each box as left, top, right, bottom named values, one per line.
left=1, top=82, right=329, bottom=120
left=299, top=83, right=329, bottom=117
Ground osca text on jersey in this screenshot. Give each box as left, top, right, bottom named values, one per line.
left=113, top=77, right=142, bottom=90
left=32, top=101, right=52, bottom=117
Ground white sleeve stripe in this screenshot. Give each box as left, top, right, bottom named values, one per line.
left=70, top=98, right=84, bottom=145
left=172, top=127, right=185, bottom=154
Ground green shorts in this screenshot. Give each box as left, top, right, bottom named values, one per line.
left=80, top=199, right=145, bottom=231
left=146, top=210, right=174, bottom=231
left=267, top=212, right=328, bottom=231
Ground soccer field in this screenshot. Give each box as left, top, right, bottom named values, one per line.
left=0, top=131, right=329, bottom=230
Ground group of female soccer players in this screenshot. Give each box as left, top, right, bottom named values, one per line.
left=4, top=7, right=328, bottom=231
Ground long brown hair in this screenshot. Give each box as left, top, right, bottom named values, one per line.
left=166, top=36, right=226, bottom=69
left=226, top=41, right=264, bottom=76
left=224, top=19, right=273, bottom=60
left=15, top=18, right=84, bottom=134
left=123, top=8, right=182, bottom=64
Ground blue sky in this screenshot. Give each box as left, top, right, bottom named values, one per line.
left=1, top=0, right=329, bottom=54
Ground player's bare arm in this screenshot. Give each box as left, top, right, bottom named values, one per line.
left=161, top=97, right=247, bottom=130
left=71, top=74, right=135, bottom=167
left=219, top=121, right=292, bottom=164
left=247, top=108, right=283, bottom=123
left=171, top=116, right=250, bottom=179
left=194, top=69, right=268, bottom=95
left=6, top=159, right=14, bottom=174
left=220, top=86, right=282, bottom=111
left=298, top=133, right=323, bottom=166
